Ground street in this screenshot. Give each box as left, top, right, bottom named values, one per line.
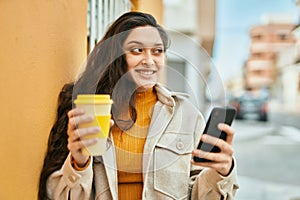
left=232, top=115, right=300, bottom=200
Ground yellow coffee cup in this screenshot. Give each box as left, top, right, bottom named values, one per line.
left=74, top=94, right=113, bottom=156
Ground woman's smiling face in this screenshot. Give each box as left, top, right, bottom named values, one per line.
left=123, top=26, right=165, bottom=92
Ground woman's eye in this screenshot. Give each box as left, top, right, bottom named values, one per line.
left=152, top=48, right=163, bottom=55
left=130, top=48, right=143, bottom=54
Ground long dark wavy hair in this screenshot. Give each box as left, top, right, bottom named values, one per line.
left=38, top=11, right=169, bottom=199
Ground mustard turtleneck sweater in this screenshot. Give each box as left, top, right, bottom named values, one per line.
left=112, top=88, right=157, bottom=200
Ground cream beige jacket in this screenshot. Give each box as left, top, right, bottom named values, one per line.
left=47, top=83, right=239, bottom=200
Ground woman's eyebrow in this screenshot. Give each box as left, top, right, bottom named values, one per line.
left=126, top=41, right=143, bottom=45
left=126, top=40, right=163, bottom=46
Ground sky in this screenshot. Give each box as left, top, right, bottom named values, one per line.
left=213, top=0, right=299, bottom=82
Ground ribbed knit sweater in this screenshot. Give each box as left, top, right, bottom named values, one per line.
left=112, top=88, right=157, bottom=200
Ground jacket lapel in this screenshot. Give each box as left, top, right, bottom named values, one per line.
left=142, top=84, right=175, bottom=179
left=101, top=135, right=118, bottom=200
left=100, top=83, right=177, bottom=199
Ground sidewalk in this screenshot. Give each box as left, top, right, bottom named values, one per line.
left=236, top=176, right=300, bottom=200
left=232, top=120, right=276, bottom=142
left=232, top=119, right=300, bottom=200
left=268, top=100, right=300, bottom=115
left=268, top=100, right=300, bottom=129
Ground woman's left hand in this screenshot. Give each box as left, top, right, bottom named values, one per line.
left=191, top=123, right=235, bottom=176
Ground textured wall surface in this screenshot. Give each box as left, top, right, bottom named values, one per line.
left=0, top=0, right=87, bottom=199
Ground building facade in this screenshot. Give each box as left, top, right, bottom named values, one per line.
left=246, top=23, right=296, bottom=90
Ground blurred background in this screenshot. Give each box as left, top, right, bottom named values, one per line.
left=1, top=0, right=300, bottom=199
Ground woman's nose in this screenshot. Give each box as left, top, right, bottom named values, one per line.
left=142, top=50, right=155, bottom=66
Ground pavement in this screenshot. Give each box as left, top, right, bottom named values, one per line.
left=232, top=120, right=300, bottom=200
left=268, top=100, right=300, bottom=129
left=232, top=120, right=276, bottom=142
left=268, top=100, right=300, bottom=115
left=205, top=101, right=300, bottom=199
left=235, top=176, right=300, bottom=200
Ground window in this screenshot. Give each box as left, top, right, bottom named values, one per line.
left=278, top=33, right=287, bottom=41
left=87, top=0, right=132, bottom=53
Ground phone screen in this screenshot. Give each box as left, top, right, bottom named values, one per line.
left=193, top=106, right=236, bottom=162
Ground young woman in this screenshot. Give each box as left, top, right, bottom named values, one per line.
left=39, top=11, right=238, bottom=200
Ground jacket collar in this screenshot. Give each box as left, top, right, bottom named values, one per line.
left=101, top=83, right=189, bottom=199
left=155, top=82, right=190, bottom=108
left=142, top=83, right=182, bottom=181
left=154, top=83, right=176, bottom=108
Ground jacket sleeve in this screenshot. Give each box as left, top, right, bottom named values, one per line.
left=190, top=159, right=239, bottom=200
left=46, top=153, right=94, bottom=200
left=189, top=113, right=239, bottom=200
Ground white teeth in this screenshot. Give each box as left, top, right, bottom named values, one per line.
left=141, top=71, right=153, bottom=75
left=137, top=70, right=155, bottom=75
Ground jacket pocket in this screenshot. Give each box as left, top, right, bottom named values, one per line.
left=154, top=132, right=194, bottom=199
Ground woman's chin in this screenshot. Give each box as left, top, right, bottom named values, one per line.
left=136, top=82, right=156, bottom=92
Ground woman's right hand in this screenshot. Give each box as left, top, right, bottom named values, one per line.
left=67, top=108, right=100, bottom=167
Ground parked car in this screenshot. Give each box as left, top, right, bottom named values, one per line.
left=230, top=88, right=269, bottom=121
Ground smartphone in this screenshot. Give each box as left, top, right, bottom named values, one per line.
left=193, top=106, right=236, bottom=162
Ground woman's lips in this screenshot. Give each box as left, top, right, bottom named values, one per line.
left=135, top=69, right=157, bottom=76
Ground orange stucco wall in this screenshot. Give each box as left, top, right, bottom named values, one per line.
left=131, top=0, right=163, bottom=24
left=0, top=0, right=87, bottom=199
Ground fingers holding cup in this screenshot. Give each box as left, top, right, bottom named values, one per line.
left=74, top=94, right=113, bottom=156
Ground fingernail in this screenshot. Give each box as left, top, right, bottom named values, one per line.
left=93, top=138, right=99, bottom=143
left=218, top=123, right=223, bottom=129
left=79, top=108, right=85, bottom=113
